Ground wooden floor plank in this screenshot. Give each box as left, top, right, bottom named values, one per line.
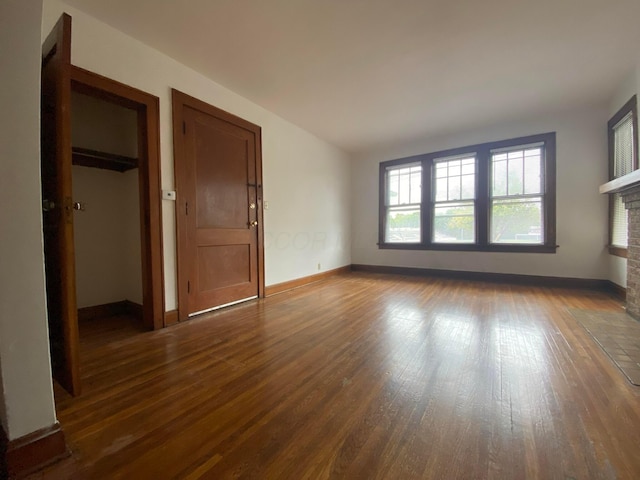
left=27, top=272, right=640, bottom=479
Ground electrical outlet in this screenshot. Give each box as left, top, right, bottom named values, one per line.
left=264, top=201, right=269, bottom=210
left=317, top=263, right=321, bottom=271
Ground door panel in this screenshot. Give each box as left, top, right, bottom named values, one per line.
left=41, top=14, right=81, bottom=396
left=194, top=122, right=250, bottom=229
left=175, top=93, right=263, bottom=318
left=198, top=245, right=251, bottom=290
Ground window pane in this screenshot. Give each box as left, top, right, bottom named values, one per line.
left=387, top=165, right=421, bottom=206
left=491, top=198, right=542, bottom=244
left=524, top=153, right=541, bottom=194
left=398, top=173, right=410, bottom=204
left=507, top=155, right=523, bottom=195
left=461, top=159, right=475, bottom=175
left=493, top=159, right=507, bottom=196
left=410, top=171, right=421, bottom=204
left=435, top=178, right=447, bottom=202
left=385, top=206, right=420, bottom=243
left=614, top=113, right=634, bottom=178
left=433, top=155, right=475, bottom=202
left=448, top=177, right=461, bottom=200
left=609, top=109, right=634, bottom=250
left=387, top=173, right=399, bottom=206
left=493, top=146, right=542, bottom=198
left=461, top=174, right=474, bottom=198
left=433, top=202, right=475, bottom=243
left=611, top=193, right=628, bottom=247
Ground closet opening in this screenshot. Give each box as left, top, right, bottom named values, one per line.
left=70, top=90, right=145, bottom=331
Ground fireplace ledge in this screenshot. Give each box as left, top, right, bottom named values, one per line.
left=600, top=169, right=640, bottom=195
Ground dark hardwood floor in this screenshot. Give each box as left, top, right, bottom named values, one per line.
left=28, top=272, right=640, bottom=479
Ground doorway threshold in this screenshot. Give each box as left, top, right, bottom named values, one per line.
left=189, top=295, right=258, bottom=317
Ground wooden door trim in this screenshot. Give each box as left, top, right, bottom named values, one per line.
left=69, top=66, right=165, bottom=330
left=172, top=89, right=265, bottom=321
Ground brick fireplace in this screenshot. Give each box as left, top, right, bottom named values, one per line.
left=601, top=170, right=640, bottom=318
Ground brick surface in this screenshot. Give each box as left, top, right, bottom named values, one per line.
left=621, top=188, right=640, bottom=316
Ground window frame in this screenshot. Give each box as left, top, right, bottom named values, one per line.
left=378, top=132, right=557, bottom=253
left=607, top=95, right=638, bottom=258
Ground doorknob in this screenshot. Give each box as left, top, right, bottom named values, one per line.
left=42, top=199, right=56, bottom=212
left=73, top=202, right=86, bottom=211
left=249, top=221, right=258, bottom=227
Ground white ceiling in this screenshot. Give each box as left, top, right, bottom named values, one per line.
left=64, top=0, right=640, bottom=154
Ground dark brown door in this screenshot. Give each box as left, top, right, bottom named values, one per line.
left=41, top=14, right=81, bottom=395
left=173, top=90, right=264, bottom=319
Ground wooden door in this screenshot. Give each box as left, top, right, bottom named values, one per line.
left=41, top=14, right=81, bottom=395
left=173, top=90, right=264, bottom=319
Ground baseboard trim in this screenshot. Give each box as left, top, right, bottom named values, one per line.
left=78, top=300, right=143, bottom=322
left=606, top=281, right=626, bottom=300
left=3, top=423, right=68, bottom=479
left=265, top=266, right=352, bottom=296
left=164, top=309, right=179, bottom=326
left=351, top=264, right=615, bottom=291
left=124, top=300, right=144, bottom=320
left=1, top=423, right=7, bottom=478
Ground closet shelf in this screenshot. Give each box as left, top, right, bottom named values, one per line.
left=72, top=147, right=138, bottom=172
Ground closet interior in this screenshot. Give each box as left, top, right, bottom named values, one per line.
left=71, top=90, right=143, bottom=325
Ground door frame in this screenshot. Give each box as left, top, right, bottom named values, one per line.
left=171, top=89, right=265, bottom=321
left=69, top=66, right=165, bottom=330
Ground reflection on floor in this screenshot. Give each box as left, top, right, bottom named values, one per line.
left=54, top=314, right=147, bottom=401
left=571, top=308, right=640, bottom=385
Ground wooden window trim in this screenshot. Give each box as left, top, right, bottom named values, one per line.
left=378, top=133, right=557, bottom=253
left=607, top=95, right=637, bottom=258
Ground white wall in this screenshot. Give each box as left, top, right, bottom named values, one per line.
left=43, top=0, right=351, bottom=308
left=72, top=166, right=142, bottom=307
left=122, top=169, right=143, bottom=304
left=0, top=0, right=58, bottom=440
left=351, top=105, right=611, bottom=280
left=607, top=68, right=639, bottom=288
left=71, top=91, right=137, bottom=157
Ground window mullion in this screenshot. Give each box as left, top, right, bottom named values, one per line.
left=543, top=134, right=557, bottom=248
left=476, top=147, right=489, bottom=246
left=422, top=157, right=432, bottom=246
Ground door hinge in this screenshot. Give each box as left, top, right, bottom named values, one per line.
left=185, top=201, right=189, bottom=215
left=187, top=281, right=190, bottom=293
left=183, top=121, right=186, bottom=134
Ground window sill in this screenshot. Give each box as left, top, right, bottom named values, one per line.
left=378, top=243, right=558, bottom=253
left=608, top=246, right=628, bottom=258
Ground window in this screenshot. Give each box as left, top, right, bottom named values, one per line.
left=384, top=163, right=421, bottom=243
left=490, top=145, right=543, bottom=244
left=433, top=155, right=476, bottom=243
left=379, top=133, right=556, bottom=253
left=608, top=96, right=638, bottom=257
